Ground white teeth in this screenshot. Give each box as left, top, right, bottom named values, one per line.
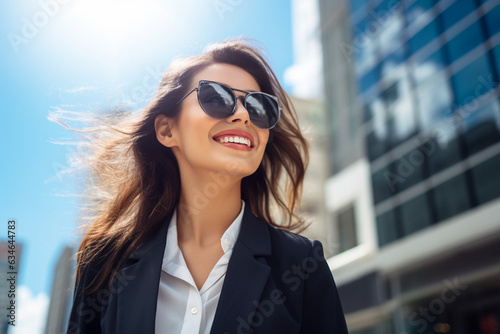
left=217, top=136, right=251, bottom=147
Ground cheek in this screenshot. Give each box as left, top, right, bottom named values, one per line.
left=259, top=130, right=270, bottom=148
left=179, top=108, right=213, bottom=139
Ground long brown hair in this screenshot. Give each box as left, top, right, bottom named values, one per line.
left=70, top=39, right=309, bottom=293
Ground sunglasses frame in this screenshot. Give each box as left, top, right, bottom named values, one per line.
left=176, top=80, right=281, bottom=130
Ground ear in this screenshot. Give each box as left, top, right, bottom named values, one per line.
left=154, top=114, right=178, bottom=148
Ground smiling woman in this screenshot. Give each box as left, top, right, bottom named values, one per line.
left=65, top=39, right=348, bottom=334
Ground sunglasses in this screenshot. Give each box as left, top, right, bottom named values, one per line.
left=176, top=80, right=281, bottom=130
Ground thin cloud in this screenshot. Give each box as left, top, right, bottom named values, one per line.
left=64, top=85, right=99, bottom=94
left=10, top=286, right=49, bottom=334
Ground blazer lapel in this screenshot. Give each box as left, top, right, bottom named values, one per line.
left=107, top=211, right=173, bottom=334
left=210, top=205, right=272, bottom=334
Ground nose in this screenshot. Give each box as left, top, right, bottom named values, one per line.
left=226, top=95, right=251, bottom=126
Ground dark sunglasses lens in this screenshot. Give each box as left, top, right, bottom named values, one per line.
left=245, top=94, right=279, bottom=129
left=198, top=82, right=235, bottom=118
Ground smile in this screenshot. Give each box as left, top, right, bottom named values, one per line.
left=212, top=129, right=255, bottom=151
left=213, top=136, right=253, bottom=151
left=218, top=136, right=251, bottom=147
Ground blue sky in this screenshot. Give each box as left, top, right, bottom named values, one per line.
left=1, top=0, right=294, bottom=308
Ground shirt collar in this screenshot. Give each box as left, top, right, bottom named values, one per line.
left=220, top=200, right=245, bottom=253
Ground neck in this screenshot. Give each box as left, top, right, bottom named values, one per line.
left=176, top=168, right=243, bottom=247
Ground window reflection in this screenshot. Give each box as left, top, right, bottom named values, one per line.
left=484, top=5, right=500, bottom=37
left=353, top=16, right=379, bottom=77
left=493, top=44, right=500, bottom=82
left=446, top=22, right=484, bottom=64
left=412, top=47, right=447, bottom=86
left=440, top=0, right=477, bottom=32
left=409, top=19, right=440, bottom=54
left=417, top=78, right=453, bottom=133
left=376, top=209, right=400, bottom=246
left=462, top=100, right=500, bottom=156
left=367, top=130, right=387, bottom=161
left=366, top=98, right=388, bottom=160
left=433, top=173, right=472, bottom=222
left=450, top=54, right=492, bottom=108
left=471, top=154, right=500, bottom=205
left=360, top=64, right=381, bottom=93
left=390, top=147, right=426, bottom=193
left=399, top=192, right=434, bottom=236
left=405, top=0, right=436, bottom=27
left=385, top=77, right=418, bottom=148
left=371, top=166, right=395, bottom=203
left=380, top=48, right=407, bottom=85
left=427, top=122, right=463, bottom=175
left=376, top=0, right=405, bottom=57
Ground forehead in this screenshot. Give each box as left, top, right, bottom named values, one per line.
left=190, top=63, right=261, bottom=92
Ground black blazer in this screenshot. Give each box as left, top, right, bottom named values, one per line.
left=67, top=205, right=348, bottom=334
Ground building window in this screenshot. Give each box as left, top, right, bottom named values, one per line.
left=450, top=54, right=492, bottom=109
left=399, top=192, right=434, bottom=236
left=426, top=123, right=462, bottom=175
left=470, top=153, right=500, bottom=205
left=408, top=19, right=440, bottom=54
left=412, top=47, right=448, bottom=87
left=389, top=147, right=426, bottom=193
left=440, top=0, right=477, bottom=32
left=371, top=166, right=396, bottom=204
left=446, top=21, right=484, bottom=64
left=366, top=98, right=389, bottom=161
left=416, top=78, right=454, bottom=133
left=433, top=173, right=473, bottom=222
left=484, top=4, right=500, bottom=37
left=359, top=64, right=381, bottom=93
left=376, top=208, right=400, bottom=247
left=405, top=0, right=436, bottom=27
left=493, top=44, right=500, bottom=83
left=384, top=76, right=419, bottom=150
left=462, top=100, right=500, bottom=157
left=352, top=16, right=379, bottom=77
left=336, top=204, right=358, bottom=253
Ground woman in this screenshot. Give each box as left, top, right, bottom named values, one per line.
left=67, top=39, right=348, bottom=334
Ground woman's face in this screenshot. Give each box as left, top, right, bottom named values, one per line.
left=158, top=63, right=270, bottom=178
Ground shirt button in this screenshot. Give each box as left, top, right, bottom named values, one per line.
left=224, top=239, right=231, bottom=246
left=191, top=307, right=198, bottom=315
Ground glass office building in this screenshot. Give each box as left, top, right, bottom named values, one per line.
left=318, top=0, right=500, bottom=332
left=354, top=0, right=500, bottom=247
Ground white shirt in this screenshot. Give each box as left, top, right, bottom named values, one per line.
left=155, top=201, right=245, bottom=334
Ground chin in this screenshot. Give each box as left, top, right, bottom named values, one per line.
left=219, top=161, right=260, bottom=178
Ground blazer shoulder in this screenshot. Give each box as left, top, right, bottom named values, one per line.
left=265, top=224, right=322, bottom=259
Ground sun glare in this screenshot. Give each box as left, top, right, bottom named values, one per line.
left=32, top=0, right=214, bottom=94
left=60, top=0, right=172, bottom=61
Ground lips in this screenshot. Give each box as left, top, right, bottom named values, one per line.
left=213, top=129, right=255, bottom=148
